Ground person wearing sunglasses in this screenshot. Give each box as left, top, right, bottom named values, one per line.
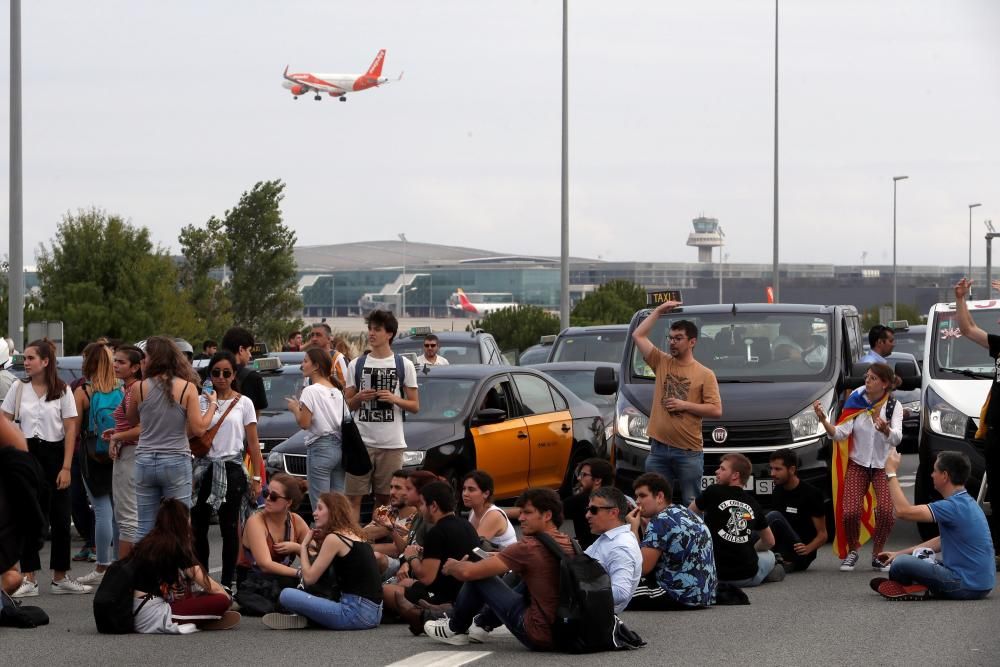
left=582, top=487, right=642, bottom=613
left=190, top=351, right=264, bottom=593
left=416, top=334, right=449, bottom=367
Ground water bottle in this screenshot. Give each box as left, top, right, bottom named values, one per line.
left=202, top=378, right=213, bottom=394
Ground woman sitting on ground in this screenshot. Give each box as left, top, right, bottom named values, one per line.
left=462, top=470, right=517, bottom=550
left=130, top=498, right=239, bottom=633
left=263, top=491, right=383, bottom=631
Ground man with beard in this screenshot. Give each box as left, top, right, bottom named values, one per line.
left=765, top=449, right=827, bottom=572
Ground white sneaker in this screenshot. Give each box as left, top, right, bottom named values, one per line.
left=469, top=622, right=491, bottom=644
left=76, top=570, right=105, bottom=585
left=840, top=550, right=860, bottom=572
left=424, top=617, right=470, bottom=646
left=262, top=612, right=307, bottom=630
left=50, top=578, right=93, bottom=595
left=11, top=579, right=38, bottom=598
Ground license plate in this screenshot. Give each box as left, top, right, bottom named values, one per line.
left=701, top=475, right=773, bottom=494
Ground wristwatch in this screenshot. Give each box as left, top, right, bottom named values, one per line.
left=886, top=472, right=898, bottom=479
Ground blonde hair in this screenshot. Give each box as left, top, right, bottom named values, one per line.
left=82, top=342, right=117, bottom=393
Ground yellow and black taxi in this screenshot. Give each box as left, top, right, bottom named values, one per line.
left=266, top=364, right=609, bottom=502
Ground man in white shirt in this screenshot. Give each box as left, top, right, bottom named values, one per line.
left=859, top=325, right=895, bottom=365
left=583, top=487, right=642, bottom=612
left=416, top=334, right=449, bottom=367
left=345, top=310, right=419, bottom=521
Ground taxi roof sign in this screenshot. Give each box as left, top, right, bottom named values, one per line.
left=888, top=320, right=909, bottom=330
left=252, top=356, right=282, bottom=371
left=646, top=289, right=683, bottom=307
left=539, top=334, right=557, bottom=345
left=251, top=343, right=269, bottom=358
left=409, top=326, right=433, bottom=336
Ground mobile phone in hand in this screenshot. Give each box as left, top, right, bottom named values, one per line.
left=472, top=547, right=493, bottom=561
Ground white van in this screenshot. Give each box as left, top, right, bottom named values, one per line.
left=915, top=299, right=996, bottom=539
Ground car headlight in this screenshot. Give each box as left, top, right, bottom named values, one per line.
left=924, top=386, right=966, bottom=439
left=615, top=399, right=649, bottom=446
left=402, top=450, right=425, bottom=467
left=789, top=389, right=833, bottom=441
left=266, top=450, right=283, bottom=468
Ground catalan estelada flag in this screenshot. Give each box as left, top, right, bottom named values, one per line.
left=831, top=389, right=888, bottom=558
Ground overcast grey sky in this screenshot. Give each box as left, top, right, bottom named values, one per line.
left=0, top=0, right=997, bottom=268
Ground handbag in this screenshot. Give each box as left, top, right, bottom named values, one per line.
left=340, top=393, right=372, bottom=477
left=189, top=394, right=241, bottom=459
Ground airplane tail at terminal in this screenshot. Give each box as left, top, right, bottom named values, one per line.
left=456, top=288, right=478, bottom=313
left=367, top=49, right=386, bottom=77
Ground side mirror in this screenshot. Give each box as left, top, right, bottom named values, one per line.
left=472, top=408, right=507, bottom=426
left=594, top=366, right=619, bottom=395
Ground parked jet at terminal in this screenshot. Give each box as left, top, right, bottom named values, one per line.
left=282, top=49, right=401, bottom=101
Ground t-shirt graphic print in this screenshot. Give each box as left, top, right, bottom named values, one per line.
left=358, top=366, right=398, bottom=422
left=661, top=372, right=691, bottom=407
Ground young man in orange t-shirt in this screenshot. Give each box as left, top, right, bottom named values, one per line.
left=632, top=300, right=722, bottom=506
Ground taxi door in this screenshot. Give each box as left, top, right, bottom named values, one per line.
left=469, top=377, right=530, bottom=499
left=511, top=373, right=574, bottom=489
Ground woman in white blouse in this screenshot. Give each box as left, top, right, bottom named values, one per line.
left=814, top=362, right=902, bottom=573
left=286, top=347, right=345, bottom=496
left=1, top=339, right=85, bottom=597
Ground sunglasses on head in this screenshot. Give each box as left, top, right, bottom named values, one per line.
left=587, top=504, right=616, bottom=515
left=210, top=368, right=233, bottom=378
left=266, top=490, right=289, bottom=502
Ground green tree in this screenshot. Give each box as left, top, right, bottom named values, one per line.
left=0, top=259, right=42, bottom=342
left=473, top=305, right=561, bottom=352
left=34, top=208, right=199, bottom=352
left=178, top=215, right=233, bottom=341
left=571, top=279, right=646, bottom=326
left=860, top=303, right=925, bottom=331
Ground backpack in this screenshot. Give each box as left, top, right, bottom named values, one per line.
left=534, top=532, right=632, bottom=653
left=93, top=557, right=152, bottom=634
left=83, top=384, right=124, bottom=462
left=353, top=353, right=408, bottom=421
left=0, top=590, right=49, bottom=628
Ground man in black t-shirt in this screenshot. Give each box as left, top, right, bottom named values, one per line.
left=562, top=457, right=614, bottom=549
left=220, top=327, right=268, bottom=417
left=765, top=449, right=827, bottom=572
left=692, top=453, right=781, bottom=587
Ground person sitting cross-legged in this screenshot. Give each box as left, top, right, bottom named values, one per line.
left=583, top=487, right=642, bottom=613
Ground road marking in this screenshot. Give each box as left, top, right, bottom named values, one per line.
left=385, top=651, right=491, bottom=667
left=898, top=474, right=915, bottom=488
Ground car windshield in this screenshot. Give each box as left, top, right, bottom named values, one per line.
left=394, top=340, right=482, bottom=365
left=409, top=376, right=478, bottom=421
left=930, top=309, right=998, bottom=378
left=551, top=331, right=627, bottom=363
left=260, top=370, right=304, bottom=412
left=892, top=330, right=925, bottom=363
left=630, top=312, right=833, bottom=381
left=518, top=346, right=551, bottom=365
left=542, top=369, right=616, bottom=409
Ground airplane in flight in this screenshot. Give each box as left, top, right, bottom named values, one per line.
left=282, top=49, right=401, bottom=102
left=448, top=289, right=519, bottom=317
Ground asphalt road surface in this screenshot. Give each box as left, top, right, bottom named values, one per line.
left=4, top=455, right=998, bottom=667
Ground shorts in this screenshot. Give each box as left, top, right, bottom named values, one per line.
left=345, top=447, right=405, bottom=496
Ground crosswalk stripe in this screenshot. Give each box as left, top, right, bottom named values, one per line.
left=385, top=651, right=491, bottom=667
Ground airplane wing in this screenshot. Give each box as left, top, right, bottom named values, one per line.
left=282, top=67, right=346, bottom=94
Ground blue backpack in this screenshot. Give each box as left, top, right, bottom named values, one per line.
left=84, top=384, right=124, bottom=461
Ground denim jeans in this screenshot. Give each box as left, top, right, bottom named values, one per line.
left=889, top=555, right=992, bottom=600
left=449, top=576, right=534, bottom=650
left=721, top=549, right=776, bottom=588
left=645, top=439, right=704, bottom=506
left=83, top=479, right=118, bottom=567
left=765, top=510, right=815, bottom=572
left=135, top=452, right=193, bottom=541
left=307, top=435, right=345, bottom=496
left=278, top=589, right=382, bottom=630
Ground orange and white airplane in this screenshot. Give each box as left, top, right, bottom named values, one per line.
left=282, top=49, right=401, bottom=102
left=447, top=289, right=519, bottom=317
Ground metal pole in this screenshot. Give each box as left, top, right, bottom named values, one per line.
left=559, top=0, right=570, bottom=328
left=771, top=0, right=779, bottom=302
left=988, top=236, right=994, bottom=291
left=969, top=203, right=981, bottom=282
left=718, top=229, right=724, bottom=303
left=8, top=0, right=24, bottom=351
left=892, top=175, right=908, bottom=321
left=331, top=274, right=335, bottom=318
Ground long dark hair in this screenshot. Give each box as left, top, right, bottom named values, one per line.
left=143, top=336, right=199, bottom=402
left=25, top=339, right=66, bottom=401
left=207, top=350, right=241, bottom=393
left=131, top=499, right=201, bottom=591
left=304, top=347, right=344, bottom=391
left=115, top=345, right=144, bottom=382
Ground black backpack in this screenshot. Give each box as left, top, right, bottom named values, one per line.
left=534, top=532, right=622, bottom=653
left=0, top=590, right=48, bottom=629
left=93, top=557, right=152, bottom=634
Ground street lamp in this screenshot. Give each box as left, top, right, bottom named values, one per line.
left=892, top=175, right=908, bottom=320
left=969, top=203, right=982, bottom=286
left=771, top=0, right=779, bottom=302
left=717, top=226, right=725, bottom=303
left=559, top=0, right=570, bottom=329
left=398, top=233, right=408, bottom=317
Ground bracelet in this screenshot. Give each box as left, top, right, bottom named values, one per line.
left=886, top=472, right=898, bottom=479
left=251, top=475, right=261, bottom=482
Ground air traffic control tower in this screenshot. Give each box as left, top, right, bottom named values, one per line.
left=686, top=216, right=723, bottom=263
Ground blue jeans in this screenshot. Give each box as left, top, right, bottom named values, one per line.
left=721, top=550, right=776, bottom=588
left=279, top=589, right=382, bottom=630
left=307, top=435, right=345, bottom=496
left=83, top=480, right=118, bottom=567
left=134, top=452, right=193, bottom=541
left=890, top=555, right=992, bottom=600
left=645, top=439, right=704, bottom=506
left=449, top=577, right=534, bottom=650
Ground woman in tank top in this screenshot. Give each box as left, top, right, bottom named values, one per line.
left=126, top=336, right=217, bottom=541
left=263, top=491, right=382, bottom=631
left=462, top=470, right=517, bottom=549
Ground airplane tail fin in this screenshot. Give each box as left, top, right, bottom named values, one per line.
left=457, top=288, right=477, bottom=313
left=366, top=49, right=386, bottom=77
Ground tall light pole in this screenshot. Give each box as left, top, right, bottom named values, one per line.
left=892, top=175, right=908, bottom=320
left=398, top=233, right=407, bottom=317
left=969, top=203, right=982, bottom=284
left=559, top=0, right=570, bottom=329
left=8, top=0, right=24, bottom=351
left=718, top=226, right=725, bottom=303
left=771, top=0, right=780, bottom=302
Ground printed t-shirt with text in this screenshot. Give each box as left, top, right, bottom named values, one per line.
left=696, top=484, right=768, bottom=582
left=346, top=354, right=417, bottom=450
left=645, top=346, right=721, bottom=451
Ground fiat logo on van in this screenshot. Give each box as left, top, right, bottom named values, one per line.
left=712, top=427, right=728, bottom=444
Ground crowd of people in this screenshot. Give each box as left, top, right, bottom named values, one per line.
left=0, top=286, right=996, bottom=644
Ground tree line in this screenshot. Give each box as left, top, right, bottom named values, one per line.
left=0, top=179, right=302, bottom=353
